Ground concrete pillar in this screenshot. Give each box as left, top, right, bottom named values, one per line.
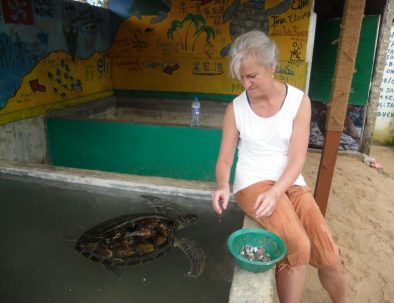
left=361, top=0, right=394, bottom=153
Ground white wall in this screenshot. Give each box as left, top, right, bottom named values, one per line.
left=374, top=25, right=394, bottom=145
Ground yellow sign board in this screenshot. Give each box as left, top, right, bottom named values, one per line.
left=110, top=0, right=313, bottom=95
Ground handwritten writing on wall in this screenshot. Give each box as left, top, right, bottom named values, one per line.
left=33, top=0, right=54, bottom=18
left=271, top=0, right=310, bottom=88
left=374, top=26, right=394, bottom=145
left=110, top=0, right=313, bottom=95
left=377, top=27, right=394, bottom=123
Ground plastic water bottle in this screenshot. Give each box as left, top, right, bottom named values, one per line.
left=191, top=96, right=200, bottom=127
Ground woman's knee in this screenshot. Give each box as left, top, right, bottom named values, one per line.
left=285, top=232, right=311, bottom=266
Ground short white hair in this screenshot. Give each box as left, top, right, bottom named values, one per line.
left=229, top=30, right=278, bottom=80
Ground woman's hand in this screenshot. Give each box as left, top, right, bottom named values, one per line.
left=212, top=187, right=230, bottom=214
left=254, top=188, right=281, bottom=217
left=212, top=103, right=237, bottom=215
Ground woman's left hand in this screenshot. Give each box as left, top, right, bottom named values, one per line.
left=254, top=188, right=281, bottom=217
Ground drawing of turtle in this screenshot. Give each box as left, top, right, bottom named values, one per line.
left=220, top=0, right=292, bottom=57
left=75, top=210, right=205, bottom=278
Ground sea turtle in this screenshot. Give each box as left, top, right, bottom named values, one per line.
left=220, top=0, right=292, bottom=57
left=75, top=211, right=205, bottom=278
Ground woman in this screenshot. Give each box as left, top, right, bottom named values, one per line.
left=211, top=30, right=346, bottom=303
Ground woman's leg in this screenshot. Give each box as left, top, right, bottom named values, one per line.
left=287, top=186, right=346, bottom=303
left=276, top=265, right=307, bottom=303
left=318, top=263, right=346, bottom=303
left=235, top=181, right=311, bottom=302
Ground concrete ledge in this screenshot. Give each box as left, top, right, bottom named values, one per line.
left=0, top=160, right=215, bottom=200
left=228, top=216, right=275, bottom=303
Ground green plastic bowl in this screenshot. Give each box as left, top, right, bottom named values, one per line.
left=227, top=228, right=287, bottom=273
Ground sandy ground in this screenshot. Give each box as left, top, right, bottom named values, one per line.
left=298, top=145, right=394, bottom=303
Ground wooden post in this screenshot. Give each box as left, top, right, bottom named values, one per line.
left=314, top=0, right=366, bottom=216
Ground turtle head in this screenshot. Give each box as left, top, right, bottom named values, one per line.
left=174, top=214, right=198, bottom=230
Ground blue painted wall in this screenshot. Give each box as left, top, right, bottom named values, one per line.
left=0, top=0, right=121, bottom=110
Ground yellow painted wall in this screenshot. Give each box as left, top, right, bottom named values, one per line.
left=110, top=0, right=313, bottom=96
left=0, top=52, right=112, bottom=124
left=0, top=0, right=313, bottom=124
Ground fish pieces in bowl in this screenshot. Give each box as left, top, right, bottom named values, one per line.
left=227, top=228, right=287, bottom=273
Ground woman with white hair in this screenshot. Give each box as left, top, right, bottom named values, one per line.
left=212, top=30, right=346, bottom=303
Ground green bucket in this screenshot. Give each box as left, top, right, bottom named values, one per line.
left=227, top=228, right=287, bottom=273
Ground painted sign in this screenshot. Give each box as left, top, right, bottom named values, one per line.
left=110, top=0, right=313, bottom=97
left=0, top=0, right=313, bottom=124
left=374, top=26, right=394, bottom=145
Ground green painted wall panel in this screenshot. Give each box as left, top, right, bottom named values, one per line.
left=309, top=15, right=379, bottom=105
left=46, top=118, right=233, bottom=182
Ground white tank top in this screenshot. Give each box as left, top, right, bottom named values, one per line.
left=232, top=84, right=306, bottom=194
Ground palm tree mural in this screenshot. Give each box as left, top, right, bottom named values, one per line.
left=192, top=25, right=215, bottom=51
left=167, top=20, right=184, bottom=49
left=167, top=14, right=215, bottom=51
left=182, top=13, right=205, bottom=50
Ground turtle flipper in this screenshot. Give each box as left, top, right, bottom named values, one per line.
left=220, top=44, right=232, bottom=57
left=174, top=237, right=205, bottom=278
left=266, top=0, right=291, bottom=16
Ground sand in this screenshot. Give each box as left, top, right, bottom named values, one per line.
left=298, top=146, right=394, bottom=302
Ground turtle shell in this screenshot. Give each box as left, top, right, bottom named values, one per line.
left=228, top=1, right=270, bottom=38
left=75, top=214, right=176, bottom=267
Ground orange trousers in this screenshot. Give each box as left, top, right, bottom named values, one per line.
left=234, top=181, right=342, bottom=269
